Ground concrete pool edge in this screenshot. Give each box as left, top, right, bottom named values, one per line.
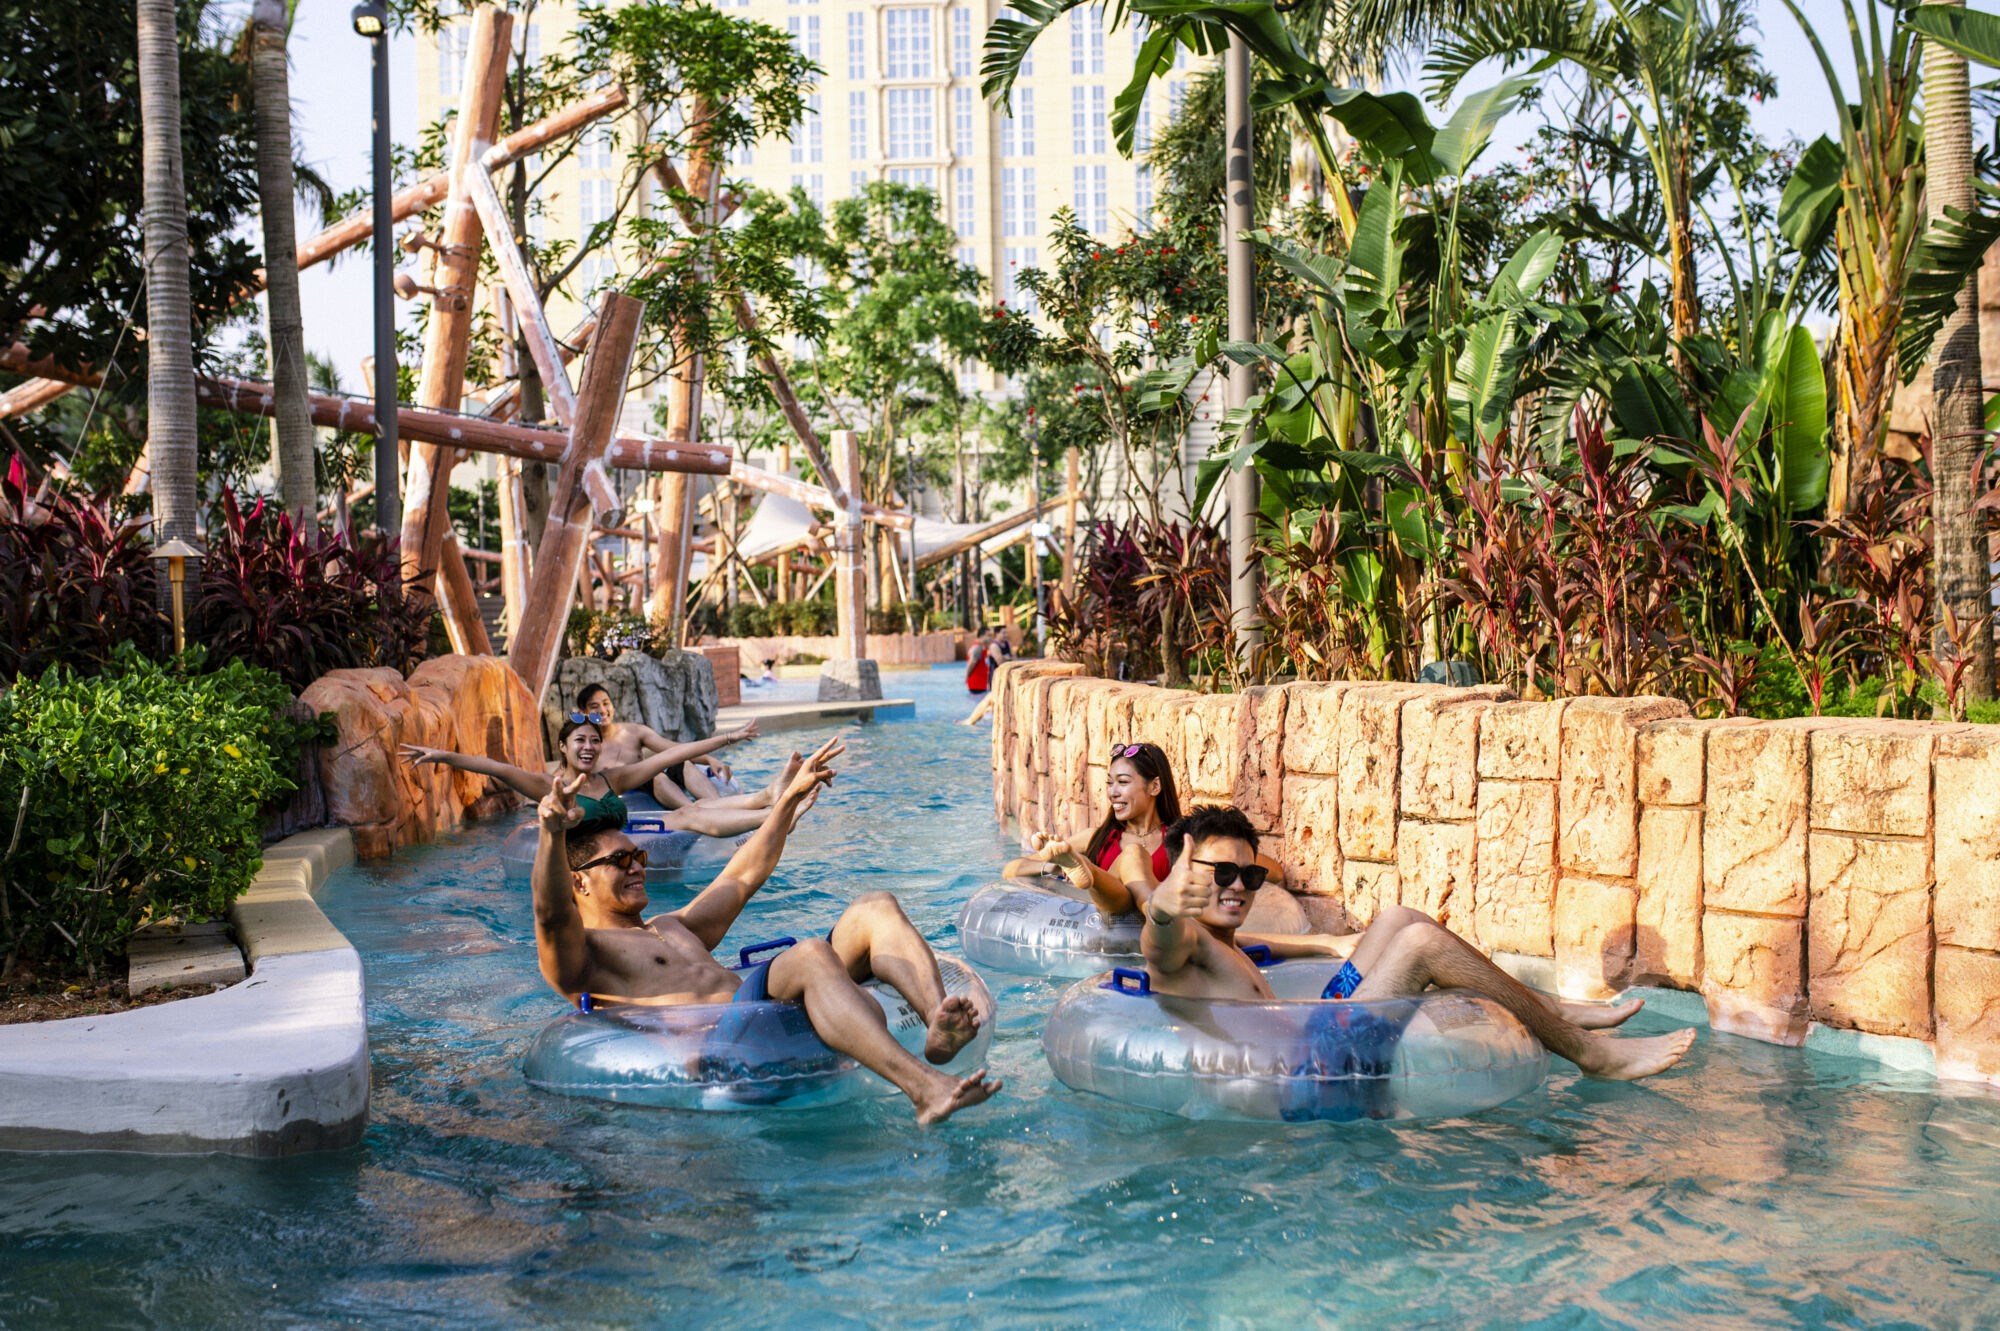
left=0, top=828, right=369, bottom=1158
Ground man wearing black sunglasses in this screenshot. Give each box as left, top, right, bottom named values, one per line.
left=1143, top=806, right=1696, bottom=1083
left=529, top=736, right=1002, bottom=1125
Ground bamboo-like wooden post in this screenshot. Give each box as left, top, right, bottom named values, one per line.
left=508, top=292, right=644, bottom=702
left=832, top=428, right=867, bottom=660
left=1062, top=445, right=1080, bottom=602
left=399, top=4, right=510, bottom=654
left=775, top=441, right=793, bottom=602
left=498, top=455, right=530, bottom=640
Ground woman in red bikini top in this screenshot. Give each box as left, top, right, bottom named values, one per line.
left=1010, top=741, right=1182, bottom=917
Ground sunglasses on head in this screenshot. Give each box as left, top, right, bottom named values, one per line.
left=577, top=846, right=647, bottom=874
left=1109, top=743, right=1150, bottom=761
left=1192, top=858, right=1269, bottom=891
left=566, top=712, right=605, bottom=726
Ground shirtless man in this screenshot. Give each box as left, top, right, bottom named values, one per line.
left=532, top=736, right=1003, bottom=1125
left=570, top=682, right=759, bottom=809
left=1143, top=804, right=1697, bottom=1081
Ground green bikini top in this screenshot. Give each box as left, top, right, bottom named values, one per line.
left=573, top=787, right=628, bottom=836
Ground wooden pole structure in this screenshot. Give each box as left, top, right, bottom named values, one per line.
left=775, top=441, right=793, bottom=602
left=831, top=428, right=867, bottom=660
left=508, top=292, right=644, bottom=701
left=1062, top=445, right=1080, bottom=602
left=399, top=5, right=510, bottom=654
left=498, top=455, right=531, bottom=641
left=913, top=491, right=1079, bottom=570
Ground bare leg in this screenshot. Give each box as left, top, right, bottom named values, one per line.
left=1346, top=907, right=1643, bottom=1029
left=1347, top=906, right=1694, bottom=1080
left=765, top=939, right=1001, bottom=1124
left=828, top=892, right=979, bottom=1063
left=652, top=773, right=694, bottom=809
left=661, top=805, right=772, bottom=838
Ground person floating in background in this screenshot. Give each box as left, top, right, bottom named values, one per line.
left=1142, top=805, right=1695, bottom=1082
left=402, top=713, right=788, bottom=841
left=759, top=659, right=778, bottom=684
left=569, top=682, right=756, bottom=805
left=530, top=738, right=1002, bottom=1126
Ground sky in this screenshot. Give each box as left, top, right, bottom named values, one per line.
left=253, top=0, right=1870, bottom=391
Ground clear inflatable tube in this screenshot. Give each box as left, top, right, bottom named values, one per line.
left=523, top=951, right=995, bottom=1110
left=1042, top=958, right=1548, bottom=1122
left=956, top=880, right=1142, bottom=978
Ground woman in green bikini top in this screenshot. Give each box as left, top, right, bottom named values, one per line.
left=403, top=715, right=790, bottom=840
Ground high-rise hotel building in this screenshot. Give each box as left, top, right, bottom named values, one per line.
left=417, top=2, right=1205, bottom=337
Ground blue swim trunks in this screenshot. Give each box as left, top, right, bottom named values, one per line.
left=1324, top=959, right=1365, bottom=1000
left=733, top=959, right=774, bottom=1003
left=1278, top=963, right=1412, bottom=1123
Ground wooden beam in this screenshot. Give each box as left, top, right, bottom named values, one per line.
left=497, top=456, right=531, bottom=638
left=729, top=460, right=912, bottom=530
left=509, top=291, right=645, bottom=701
left=0, top=377, right=73, bottom=419
left=399, top=6, right=511, bottom=654
left=913, top=491, right=1079, bottom=570
left=463, top=163, right=576, bottom=427
left=831, top=428, right=867, bottom=660
left=293, top=85, right=628, bottom=274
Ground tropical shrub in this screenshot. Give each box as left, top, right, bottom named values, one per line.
left=0, top=459, right=166, bottom=679
left=0, top=647, right=296, bottom=976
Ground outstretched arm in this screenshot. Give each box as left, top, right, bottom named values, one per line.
left=1140, top=841, right=1209, bottom=977
left=1030, top=832, right=1139, bottom=916
left=601, top=722, right=760, bottom=795
left=402, top=745, right=550, bottom=800
left=530, top=775, right=590, bottom=996
left=671, top=737, right=844, bottom=949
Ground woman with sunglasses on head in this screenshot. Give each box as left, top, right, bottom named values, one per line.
left=402, top=713, right=800, bottom=841
left=563, top=683, right=772, bottom=811
left=1001, top=741, right=1181, bottom=918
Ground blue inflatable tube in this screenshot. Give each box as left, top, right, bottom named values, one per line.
left=523, top=950, right=995, bottom=1110
left=1042, top=958, right=1547, bottom=1122
left=955, top=880, right=1141, bottom=978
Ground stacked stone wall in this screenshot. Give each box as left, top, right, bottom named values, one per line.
left=988, top=661, right=2000, bottom=1083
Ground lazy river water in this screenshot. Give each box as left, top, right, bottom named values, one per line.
left=4, top=665, right=2000, bottom=1328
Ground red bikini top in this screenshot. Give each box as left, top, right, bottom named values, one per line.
left=1096, top=827, right=1169, bottom=880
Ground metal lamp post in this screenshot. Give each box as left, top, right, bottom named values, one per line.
left=351, top=1, right=399, bottom=538
left=150, top=537, right=202, bottom=653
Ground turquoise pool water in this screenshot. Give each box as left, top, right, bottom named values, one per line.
left=5, top=664, right=2000, bottom=1328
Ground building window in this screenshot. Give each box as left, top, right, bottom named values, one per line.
left=956, top=245, right=977, bottom=269
left=582, top=125, right=616, bottom=172
left=1168, top=81, right=1187, bottom=122
left=887, top=166, right=937, bottom=189
left=954, top=85, right=975, bottom=156
left=1090, top=163, right=1108, bottom=234
left=952, top=7, right=975, bottom=77
left=1135, top=163, right=1153, bottom=228
left=809, top=14, right=822, bottom=61
left=956, top=166, right=975, bottom=237
left=848, top=11, right=867, bottom=79
left=1002, top=245, right=1039, bottom=309
left=849, top=90, right=869, bottom=159
left=810, top=173, right=825, bottom=206
left=1091, top=86, right=1107, bottom=153
left=886, top=87, right=934, bottom=159
left=1001, top=166, right=1035, bottom=236
left=516, top=21, right=540, bottom=68
left=852, top=168, right=871, bottom=192
left=1070, top=5, right=1104, bottom=75
left=808, top=94, right=823, bottom=163
left=1072, top=86, right=1087, bottom=154
left=998, top=88, right=1034, bottom=157
left=1136, top=90, right=1152, bottom=152
left=885, top=9, right=933, bottom=79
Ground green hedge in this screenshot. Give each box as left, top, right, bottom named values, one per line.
left=0, top=647, right=298, bottom=976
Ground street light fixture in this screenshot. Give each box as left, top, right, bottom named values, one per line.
left=351, top=2, right=399, bottom=539
left=149, top=537, right=203, bottom=654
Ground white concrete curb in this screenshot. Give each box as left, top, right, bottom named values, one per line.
left=0, top=828, right=369, bottom=1157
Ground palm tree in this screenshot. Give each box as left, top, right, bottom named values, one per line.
left=248, top=0, right=317, bottom=522
left=137, top=0, right=201, bottom=569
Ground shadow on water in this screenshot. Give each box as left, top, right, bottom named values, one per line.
left=4, top=667, right=2000, bottom=1329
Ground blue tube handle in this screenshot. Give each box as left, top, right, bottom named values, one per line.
left=627, top=818, right=670, bottom=833
left=737, top=937, right=798, bottom=968
left=1100, top=967, right=1152, bottom=995
left=1241, top=944, right=1277, bottom=967
left=577, top=992, right=594, bottom=1013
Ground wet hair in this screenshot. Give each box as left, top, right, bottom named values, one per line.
left=1084, top=741, right=1183, bottom=866
left=565, top=827, right=616, bottom=873
left=577, top=683, right=612, bottom=710
left=1163, top=805, right=1259, bottom=863
left=556, top=716, right=603, bottom=752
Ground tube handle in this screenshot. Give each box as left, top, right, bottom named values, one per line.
left=1100, top=967, right=1152, bottom=996
left=737, top=937, right=798, bottom=968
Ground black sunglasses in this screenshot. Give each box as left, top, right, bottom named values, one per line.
left=1192, top=858, right=1269, bottom=891
left=566, top=711, right=605, bottom=725
left=577, top=847, right=647, bottom=874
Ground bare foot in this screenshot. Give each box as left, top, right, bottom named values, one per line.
left=923, top=994, right=981, bottom=1064
left=1555, top=995, right=1645, bottom=1030
left=914, top=1068, right=1002, bottom=1125
left=764, top=753, right=803, bottom=803
left=1575, top=1028, right=1697, bottom=1081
